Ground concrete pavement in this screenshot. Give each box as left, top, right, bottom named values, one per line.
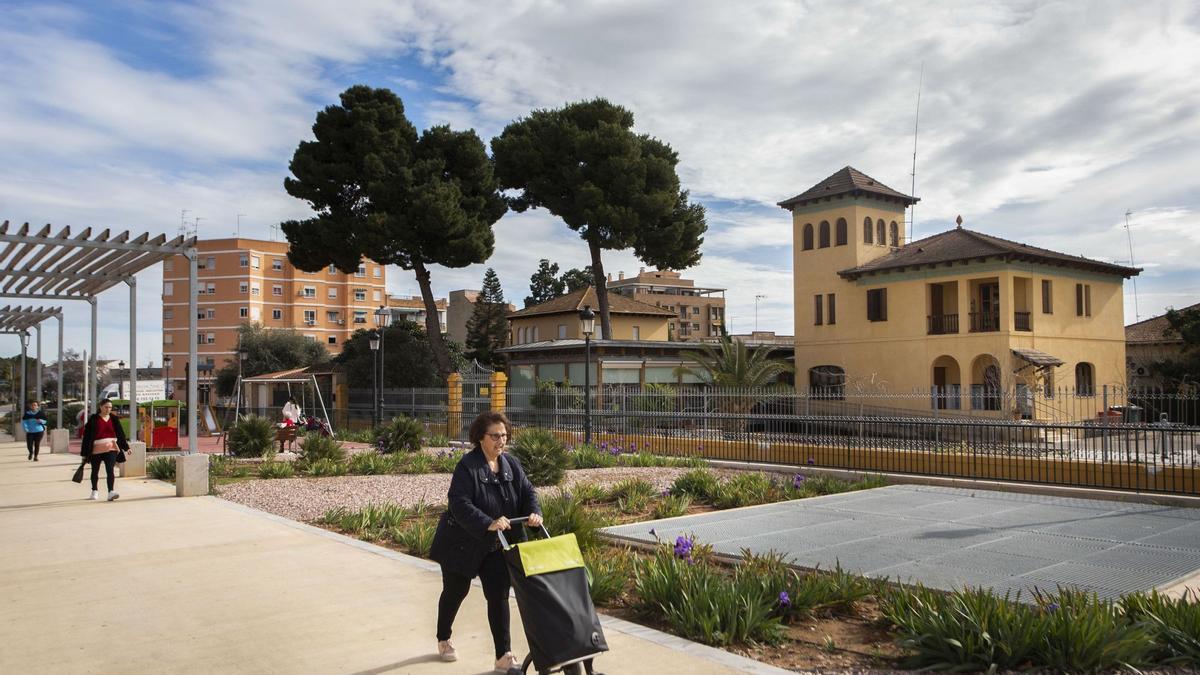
left=0, top=441, right=784, bottom=674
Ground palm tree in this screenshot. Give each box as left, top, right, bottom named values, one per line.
left=677, top=337, right=793, bottom=432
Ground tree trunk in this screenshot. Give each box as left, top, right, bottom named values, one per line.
left=413, top=261, right=454, bottom=379
left=587, top=238, right=613, bottom=340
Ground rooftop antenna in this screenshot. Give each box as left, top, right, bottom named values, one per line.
left=1125, top=210, right=1140, bottom=321
left=269, top=224, right=279, bottom=242
left=908, top=61, right=924, bottom=243
left=236, top=213, right=245, bottom=238
left=191, top=217, right=203, bottom=238
left=754, top=294, right=766, bottom=332
left=179, top=209, right=190, bottom=237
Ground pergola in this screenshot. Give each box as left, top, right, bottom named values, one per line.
left=0, top=305, right=62, bottom=426
left=0, top=221, right=199, bottom=451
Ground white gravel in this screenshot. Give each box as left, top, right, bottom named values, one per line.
left=215, top=467, right=708, bottom=522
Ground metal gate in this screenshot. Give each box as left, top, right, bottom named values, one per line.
left=457, top=360, right=494, bottom=438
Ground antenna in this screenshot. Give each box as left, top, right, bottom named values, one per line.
left=192, top=217, right=203, bottom=237
left=236, top=213, right=245, bottom=238
left=754, top=294, right=766, bottom=332
left=269, top=224, right=279, bottom=242
left=180, top=209, right=190, bottom=237
left=908, top=62, right=924, bottom=243
left=1125, top=210, right=1140, bottom=321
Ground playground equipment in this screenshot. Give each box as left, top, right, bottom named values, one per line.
left=109, top=399, right=135, bottom=438
left=140, top=399, right=184, bottom=450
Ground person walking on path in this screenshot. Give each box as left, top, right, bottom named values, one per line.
left=80, top=399, right=130, bottom=502
left=22, top=400, right=48, bottom=461
left=429, top=411, right=542, bottom=672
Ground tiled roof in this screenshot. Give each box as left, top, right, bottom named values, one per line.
left=1125, top=302, right=1199, bottom=344
left=778, top=166, right=918, bottom=209
left=838, top=226, right=1141, bottom=280
left=1013, top=348, right=1064, bottom=367
left=507, top=286, right=675, bottom=319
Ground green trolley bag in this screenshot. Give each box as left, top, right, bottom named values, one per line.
left=499, top=519, right=608, bottom=675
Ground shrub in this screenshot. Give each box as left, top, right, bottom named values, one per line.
left=299, top=434, right=347, bottom=464
left=348, top=452, right=393, bottom=475
left=1032, top=587, right=1154, bottom=672
left=391, top=520, right=436, bottom=557
left=651, top=493, right=692, bottom=520
left=530, top=379, right=583, bottom=410
left=328, top=503, right=412, bottom=536
left=571, top=482, right=608, bottom=504
left=430, top=449, right=464, bottom=473
left=304, top=458, right=347, bottom=477
left=509, top=428, right=569, bottom=486
left=586, top=548, right=633, bottom=606
left=609, top=478, right=656, bottom=501
left=424, top=432, right=451, bottom=448
left=670, top=468, right=720, bottom=502
left=570, top=443, right=617, bottom=469
left=397, top=453, right=434, bottom=474
left=228, top=415, right=277, bottom=458
left=712, top=472, right=777, bottom=509
left=147, top=456, right=176, bottom=481
left=1121, top=590, right=1200, bottom=664
left=540, top=491, right=612, bottom=551
left=334, top=428, right=376, bottom=444
left=257, top=460, right=295, bottom=479
left=377, top=415, right=425, bottom=453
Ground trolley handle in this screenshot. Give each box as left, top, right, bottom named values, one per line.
left=496, top=516, right=550, bottom=550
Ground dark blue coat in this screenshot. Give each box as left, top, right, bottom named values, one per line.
left=430, top=447, right=541, bottom=577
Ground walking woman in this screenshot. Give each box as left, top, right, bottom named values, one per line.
left=429, top=411, right=542, bottom=672
left=22, top=400, right=48, bottom=461
left=80, top=398, right=130, bottom=502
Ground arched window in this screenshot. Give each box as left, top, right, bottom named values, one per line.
left=809, top=365, right=845, bottom=400
left=890, top=221, right=900, bottom=247
left=802, top=224, right=814, bottom=250
left=835, top=218, right=848, bottom=246
left=1076, top=362, right=1095, bottom=396
left=876, top=219, right=886, bottom=246
left=818, top=221, right=830, bottom=248
left=863, top=217, right=873, bottom=244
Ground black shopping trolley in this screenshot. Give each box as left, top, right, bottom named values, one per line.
left=498, top=518, right=608, bottom=675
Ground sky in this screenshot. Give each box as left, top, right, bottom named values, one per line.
left=1, top=0, right=1198, bottom=365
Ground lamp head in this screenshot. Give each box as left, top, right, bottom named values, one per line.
left=578, top=305, right=595, bottom=337
left=369, top=336, right=380, bottom=351
left=375, top=306, right=392, bottom=327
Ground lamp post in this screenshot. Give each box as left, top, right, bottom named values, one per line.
left=369, top=333, right=381, bottom=427
left=374, top=306, right=391, bottom=424
left=236, top=346, right=248, bottom=421
left=578, top=305, right=595, bottom=444
left=163, top=356, right=172, bottom=400
left=117, top=360, right=125, bottom=400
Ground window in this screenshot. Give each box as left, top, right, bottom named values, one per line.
left=164, top=259, right=173, bottom=272
left=876, top=219, right=886, bottom=246
left=205, top=308, right=215, bottom=320
left=373, top=266, right=381, bottom=278
left=632, top=326, right=641, bottom=340
left=328, top=287, right=337, bottom=299
left=250, top=283, right=260, bottom=296
left=802, top=224, right=814, bottom=250
left=557, top=324, right=567, bottom=339
left=327, top=336, right=337, bottom=345
left=1076, top=363, right=1095, bottom=396
left=164, top=334, right=173, bottom=345
left=1075, top=283, right=1091, bottom=316
left=239, top=282, right=248, bottom=294
left=327, top=311, right=339, bottom=323
left=818, top=221, right=831, bottom=248
left=302, top=286, right=316, bottom=298
left=810, top=366, right=845, bottom=400
left=272, top=258, right=283, bottom=271
left=251, top=255, right=261, bottom=269
left=867, top=288, right=888, bottom=321
left=206, top=256, right=216, bottom=270
left=835, top=218, right=848, bottom=246
left=250, top=307, right=260, bottom=321
left=163, top=282, right=174, bottom=296
left=827, top=293, right=836, bottom=325
left=1043, top=370, right=1055, bottom=399
left=272, top=309, right=282, bottom=320
left=163, top=309, right=173, bottom=320
left=273, top=285, right=283, bottom=296
left=354, top=289, right=366, bottom=301
left=355, top=265, right=366, bottom=277
left=328, top=264, right=337, bottom=274
left=373, top=289, right=382, bottom=302
left=206, top=333, right=216, bottom=344
left=303, top=335, right=316, bottom=342
left=890, top=221, right=899, bottom=247
left=239, top=307, right=249, bottom=318
left=863, top=217, right=873, bottom=244
left=239, top=254, right=249, bottom=267
left=814, top=295, right=823, bottom=325
left=691, top=306, right=699, bottom=315
left=1041, top=280, right=1053, bottom=314
left=206, top=282, right=216, bottom=295
left=196, top=332, right=204, bottom=345
left=354, top=310, right=367, bottom=324
left=304, top=310, right=316, bottom=325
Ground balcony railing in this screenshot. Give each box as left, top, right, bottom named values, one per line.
left=969, top=311, right=1000, bottom=332
left=1014, top=311, right=1032, bottom=331
left=927, top=313, right=959, bottom=335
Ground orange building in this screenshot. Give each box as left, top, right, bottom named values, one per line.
left=607, top=268, right=726, bottom=340
left=161, top=238, right=386, bottom=400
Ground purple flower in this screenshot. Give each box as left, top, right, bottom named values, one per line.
left=673, top=535, right=694, bottom=560
left=806, top=457, right=816, bottom=465
left=630, top=441, right=638, bottom=450
left=778, top=591, right=791, bottom=607
left=697, top=444, right=705, bottom=451
left=599, top=441, right=608, bottom=449
left=1046, top=602, right=1059, bottom=612
left=660, top=488, right=671, bottom=497
left=793, top=473, right=806, bottom=489
left=649, top=528, right=658, bottom=539
left=609, top=447, right=620, bottom=456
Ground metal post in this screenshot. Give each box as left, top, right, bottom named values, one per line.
left=1102, top=384, right=1109, bottom=463
left=583, top=334, right=592, bottom=443
left=35, top=324, right=42, bottom=405
left=372, top=341, right=379, bottom=427
left=56, top=312, right=63, bottom=429
left=380, top=325, right=386, bottom=421
left=19, top=332, right=27, bottom=422
left=128, top=277, right=138, bottom=441
left=82, top=349, right=89, bottom=418
left=187, top=249, right=199, bottom=454
left=89, top=297, right=97, bottom=411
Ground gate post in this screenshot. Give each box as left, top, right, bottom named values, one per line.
left=490, top=371, right=507, bottom=414
left=447, top=373, right=463, bottom=439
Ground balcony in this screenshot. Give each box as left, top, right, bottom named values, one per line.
left=1014, top=311, right=1032, bottom=331
left=969, top=311, right=1000, bottom=332
left=927, top=313, right=959, bottom=335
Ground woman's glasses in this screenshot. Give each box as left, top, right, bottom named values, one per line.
left=486, top=432, right=509, bottom=441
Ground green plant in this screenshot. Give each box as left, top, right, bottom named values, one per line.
left=609, top=478, right=656, bottom=501
left=424, top=432, right=451, bottom=447
left=509, top=428, right=569, bottom=486
left=377, top=415, right=425, bottom=453
left=227, top=415, right=277, bottom=458
left=570, top=482, right=608, bottom=504
left=671, top=468, right=720, bottom=502
left=347, top=452, right=393, bottom=475
left=334, top=428, right=376, bottom=444
left=304, top=458, right=347, bottom=477
left=147, top=456, right=176, bottom=481
left=540, top=491, right=612, bottom=551
left=586, top=548, right=633, bottom=606
left=431, top=450, right=463, bottom=473
left=651, top=493, right=692, bottom=519
left=712, top=472, right=778, bottom=509
left=328, top=503, right=412, bottom=536
left=570, top=443, right=616, bottom=469
left=391, top=520, right=436, bottom=557
left=299, top=434, right=347, bottom=464
left=257, top=460, right=295, bottom=479
left=529, top=379, right=583, bottom=410
left=617, top=492, right=651, bottom=515
left=1122, top=590, right=1200, bottom=664
left=1032, top=587, right=1154, bottom=672
left=397, top=453, right=434, bottom=474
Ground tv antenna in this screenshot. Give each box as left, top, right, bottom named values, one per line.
left=754, top=294, right=766, bottom=332
left=269, top=224, right=279, bottom=242
left=236, top=213, right=245, bottom=238
left=179, top=209, right=190, bottom=237
left=908, top=61, right=924, bottom=243
left=1125, top=210, right=1140, bottom=321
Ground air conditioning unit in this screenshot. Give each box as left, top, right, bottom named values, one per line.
left=337, top=320, right=346, bottom=325
left=304, top=320, right=316, bottom=326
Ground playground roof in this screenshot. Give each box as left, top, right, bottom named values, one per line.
left=0, top=305, right=60, bottom=333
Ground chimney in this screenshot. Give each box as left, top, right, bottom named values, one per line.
left=639, top=267, right=645, bottom=274
left=606, top=273, right=612, bottom=282
left=618, top=271, right=625, bottom=280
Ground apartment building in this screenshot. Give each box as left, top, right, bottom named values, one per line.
left=161, top=238, right=385, bottom=399
left=386, top=294, right=448, bottom=332
left=780, top=166, right=1140, bottom=420
left=607, top=268, right=726, bottom=340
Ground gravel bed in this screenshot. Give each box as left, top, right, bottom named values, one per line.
left=215, top=466, right=715, bottom=523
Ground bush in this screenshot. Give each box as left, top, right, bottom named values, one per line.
left=377, top=415, right=424, bottom=453
left=670, top=468, right=720, bottom=502
left=424, top=432, right=451, bottom=448
left=299, top=434, right=347, bottom=464
left=431, top=450, right=463, bottom=473
left=586, top=548, right=633, bottom=606
left=348, top=452, right=393, bottom=475
left=147, top=456, right=176, bottom=481
left=651, top=493, right=692, bottom=520
left=323, top=503, right=412, bottom=537
left=530, top=379, right=583, bottom=410
left=257, top=461, right=295, bottom=479
left=334, top=428, right=376, bottom=444
left=570, top=443, right=617, bottom=469
left=1121, top=590, right=1200, bottom=664
left=304, top=458, right=347, bottom=477
left=228, top=415, right=277, bottom=458
left=540, top=491, right=612, bottom=551
left=391, top=520, right=436, bottom=557
left=397, top=453, right=434, bottom=474
left=712, top=472, right=777, bottom=509
left=608, top=478, right=656, bottom=501
left=571, top=482, right=609, bottom=504
left=509, top=428, right=569, bottom=486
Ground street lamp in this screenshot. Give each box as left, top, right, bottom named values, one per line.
left=236, top=347, right=248, bottom=421
left=163, top=356, right=172, bottom=400
left=578, top=305, right=595, bottom=444
left=374, top=306, right=391, bottom=424
left=118, top=360, right=125, bottom=400
left=369, top=333, right=381, bottom=427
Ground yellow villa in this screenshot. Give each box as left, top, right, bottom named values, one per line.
left=779, top=167, right=1140, bottom=420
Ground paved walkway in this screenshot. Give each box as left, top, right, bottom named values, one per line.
left=0, top=442, right=783, bottom=674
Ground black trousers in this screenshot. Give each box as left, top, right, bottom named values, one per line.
left=436, top=549, right=511, bottom=659
left=89, top=453, right=116, bottom=491
left=26, top=432, right=43, bottom=458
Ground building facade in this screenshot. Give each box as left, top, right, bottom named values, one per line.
left=1126, top=302, right=1198, bottom=389
left=607, top=268, right=725, bottom=340
left=386, top=294, right=447, bottom=332
left=508, top=286, right=673, bottom=345
left=445, top=289, right=516, bottom=346
left=161, top=238, right=386, bottom=399
left=781, top=167, right=1140, bottom=420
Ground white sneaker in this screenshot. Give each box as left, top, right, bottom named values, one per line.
left=107, top=491, right=120, bottom=501
left=89, top=490, right=99, bottom=501
left=494, top=652, right=518, bottom=672
left=437, top=640, right=457, bottom=662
